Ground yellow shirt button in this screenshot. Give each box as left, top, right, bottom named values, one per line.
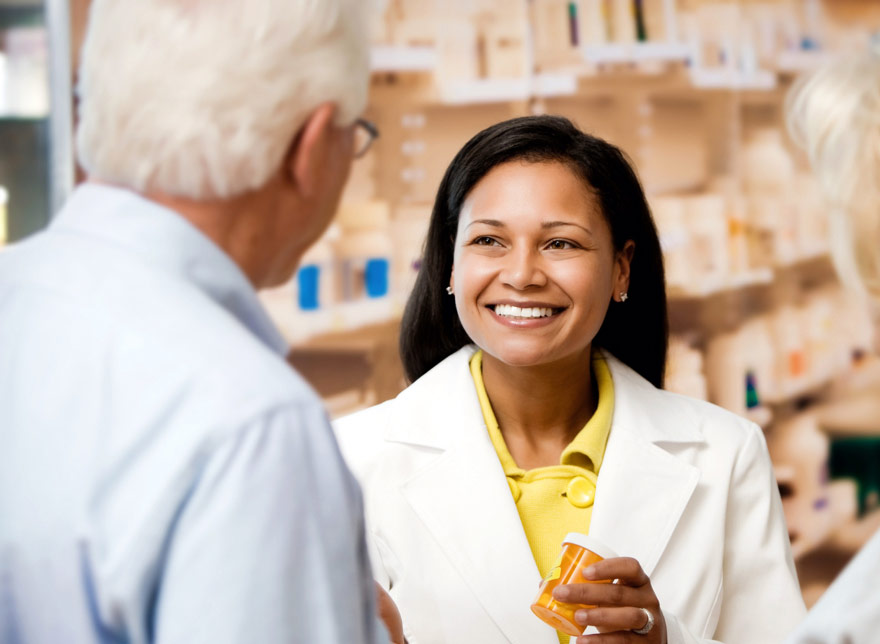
left=566, top=476, right=595, bottom=508
left=507, top=477, right=522, bottom=503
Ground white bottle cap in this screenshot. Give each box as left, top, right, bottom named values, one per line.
left=561, top=533, right=618, bottom=560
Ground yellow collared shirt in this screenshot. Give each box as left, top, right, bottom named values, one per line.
left=470, top=350, right=614, bottom=644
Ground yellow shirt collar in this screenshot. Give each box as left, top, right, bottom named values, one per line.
left=469, top=350, right=614, bottom=475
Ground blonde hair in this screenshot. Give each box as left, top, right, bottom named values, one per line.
left=76, top=0, right=370, bottom=200
left=786, top=46, right=880, bottom=296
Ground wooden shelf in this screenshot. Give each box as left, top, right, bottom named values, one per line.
left=815, top=367, right=880, bottom=438
left=746, top=405, right=773, bottom=428
left=437, top=73, right=577, bottom=104
left=368, top=43, right=837, bottom=104
left=371, top=45, right=436, bottom=72
left=689, top=68, right=776, bottom=90
left=581, top=41, right=691, bottom=65
left=825, top=506, right=880, bottom=555
left=668, top=253, right=831, bottom=302
left=667, top=268, right=774, bottom=300
left=286, top=319, right=404, bottom=413
left=763, top=357, right=880, bottom=408
left=775, top=50, right=833, bottom=74
left=776, top=248, right=831, bottom=268
left=763, top=378, right=834, bottom=407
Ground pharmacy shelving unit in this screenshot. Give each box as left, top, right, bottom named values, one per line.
left=288, top=0, right=873, bottom=404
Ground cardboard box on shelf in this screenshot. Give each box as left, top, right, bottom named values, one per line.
left=483, top=21, right=528, bottom=79
left=384, top=0, right=436, bottom=47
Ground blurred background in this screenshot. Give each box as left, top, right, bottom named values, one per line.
left=2, top=0, right=879, bottom=610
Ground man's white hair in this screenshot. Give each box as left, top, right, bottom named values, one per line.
left=787, top=46, right=880, bottom=296
left=76, top=0, right=370, bottom=200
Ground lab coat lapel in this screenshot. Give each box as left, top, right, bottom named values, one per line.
left=389, top=348, right=558, bottom=644
left=589, top=429, right=700, bottom=577
left=401, top=438, right=558, bottom=644
left=588, top=355, right=702, bottom=577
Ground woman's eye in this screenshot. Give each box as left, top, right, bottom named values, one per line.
left=547, top=239, right=576, bottom=250
left=473, top=236, right=498, bottom=246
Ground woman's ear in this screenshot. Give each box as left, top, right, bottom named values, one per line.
left=284, top=102, right=338, bottom=199
left=615, top=240, right=635, bottom=294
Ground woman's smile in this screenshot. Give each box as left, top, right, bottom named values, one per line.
left=487, top=302, right=567, bottom=326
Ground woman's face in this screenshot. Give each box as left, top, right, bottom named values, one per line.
left=451, top=160, right=632, bottom=369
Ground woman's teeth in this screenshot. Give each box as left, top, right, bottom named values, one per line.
left=493, top=304, right=555, bottom=319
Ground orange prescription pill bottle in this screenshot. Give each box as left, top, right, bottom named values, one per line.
left=530, top=532, right=617, bottom=636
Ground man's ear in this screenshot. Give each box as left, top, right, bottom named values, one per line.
left=284, top=102, right=338, bottom=199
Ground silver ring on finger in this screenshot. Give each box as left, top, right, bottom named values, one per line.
left=632, top=607, right=654, bottom=635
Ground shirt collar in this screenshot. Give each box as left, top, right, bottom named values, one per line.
left=469, top=350, right=519, bottom=474
left=470, top=349, right=615, bottom=475
left=52, top=183, right=289, bottom=357
left=560, top=352, right=614, bottom=472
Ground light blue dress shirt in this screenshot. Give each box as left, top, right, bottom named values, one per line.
left=0, top=184, right=388, bottom=644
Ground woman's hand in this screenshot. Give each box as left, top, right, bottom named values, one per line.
left=552, top=557, right=667, bottom=643
left=375, top=582, right=406, bottom=644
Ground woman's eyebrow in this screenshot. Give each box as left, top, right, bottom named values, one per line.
left=541, top=220, right=593, bottom=235
left=465, top=218, right=505, bottom=230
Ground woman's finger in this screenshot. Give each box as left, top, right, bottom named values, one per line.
left=582, top=557, right=650, bottom=586
left=552, top=578, right=647, bottom=607
left=573, top=606, right=653, bottom=631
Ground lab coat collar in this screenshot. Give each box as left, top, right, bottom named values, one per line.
left=385, top=345, right=706, bottom=449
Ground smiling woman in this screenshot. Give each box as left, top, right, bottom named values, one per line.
left=401, top=115, right=667, bottom=389
left=333, top=116, right=805, bottom=644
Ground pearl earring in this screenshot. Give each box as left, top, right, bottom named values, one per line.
left=620, top=291, right=628, bottom=302
left=446, top=286, right=454, bottom=295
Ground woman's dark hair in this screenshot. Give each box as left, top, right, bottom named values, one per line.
left=399, top=115, right=668, bottom=388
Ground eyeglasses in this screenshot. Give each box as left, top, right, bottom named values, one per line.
left=354, top=118, right=379, bottom=159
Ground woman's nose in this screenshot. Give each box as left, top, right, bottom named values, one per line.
left=499, top=247, right=547, bottom=290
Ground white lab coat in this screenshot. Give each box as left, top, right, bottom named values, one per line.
left=335, top=346, right=806, bottom=644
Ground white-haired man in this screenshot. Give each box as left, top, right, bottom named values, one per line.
left=0, top=1, right=397, bottom=642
